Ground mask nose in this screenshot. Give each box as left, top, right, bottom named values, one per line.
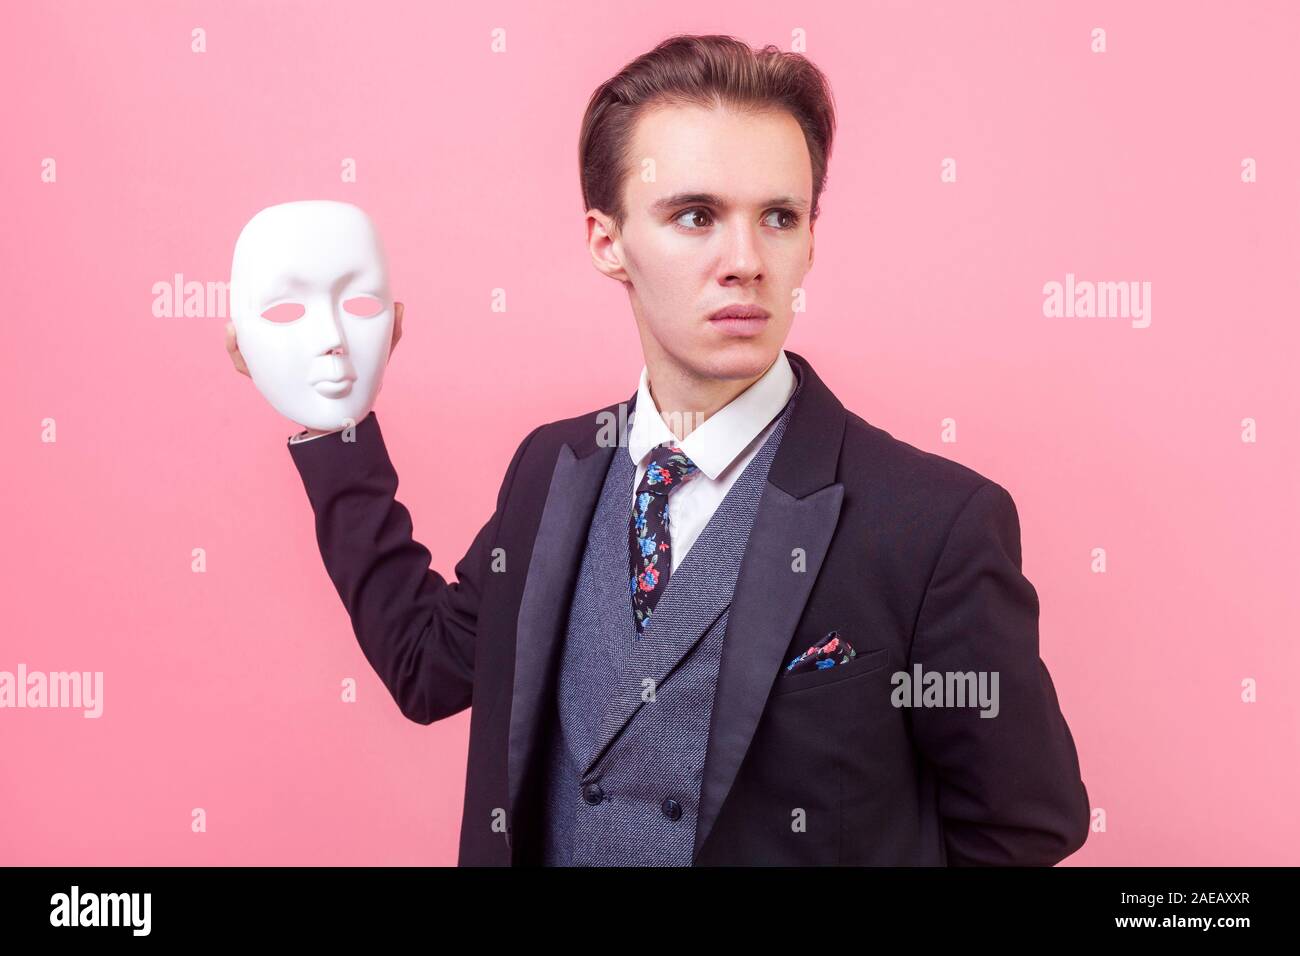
left=306, top=303, right=346, bottom=356
left=303, top=300, right=357, bottom=390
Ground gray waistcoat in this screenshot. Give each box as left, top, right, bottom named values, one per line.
left=540, top=388, right=799, bottom=866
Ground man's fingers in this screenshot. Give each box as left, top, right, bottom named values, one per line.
left=225, top=322, right=250, bottom=377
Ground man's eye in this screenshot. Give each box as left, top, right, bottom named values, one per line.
left=764, top=209, right=800, bottom=229
left=342, top=296, right=384, bottom=317
left=260, top=302, right=305, bottom=323
left=674, top=208, right=712, bottom=229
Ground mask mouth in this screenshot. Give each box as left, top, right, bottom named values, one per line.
left=313, top=377, right=355, bottom=399
left=309, top=352, right=358, bottom=397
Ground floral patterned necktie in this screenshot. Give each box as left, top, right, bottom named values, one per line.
left=629, top=442, right=702, bottom=637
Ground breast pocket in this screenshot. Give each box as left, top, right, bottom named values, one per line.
left=768, top=646, right=891, bottom=698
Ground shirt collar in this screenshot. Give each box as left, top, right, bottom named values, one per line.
left=627, top=350, right=797, bottom=480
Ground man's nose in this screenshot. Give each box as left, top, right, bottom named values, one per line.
left=719, top=220, right=764, bottom=283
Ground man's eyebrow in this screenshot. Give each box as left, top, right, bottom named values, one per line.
left=649, top=192, right=810, bottom=214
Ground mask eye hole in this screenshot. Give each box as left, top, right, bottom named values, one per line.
left=260, top=302, right=306, bottom=323
left=343, top=296, right=384, bottom=317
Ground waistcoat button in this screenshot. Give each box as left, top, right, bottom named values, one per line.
left=661, top=798, right=682, bottom=820
left=582, top=783, right=604, bottom=805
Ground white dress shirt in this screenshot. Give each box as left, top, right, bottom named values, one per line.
left=289, top=351, right=799, bottom=576
left=289, top=424, right=345, bottom=444
left=626, top=350, right=797, bottom=573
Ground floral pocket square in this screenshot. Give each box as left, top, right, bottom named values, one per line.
left=783, top=629, right=856, bottom=675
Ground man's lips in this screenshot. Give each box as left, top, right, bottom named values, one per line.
left=708, top=304, right=771, bottom=322
left=708, top=304, right=770, bottom=337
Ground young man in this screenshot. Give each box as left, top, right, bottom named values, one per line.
left=232, top=34, right=1089, bottom=866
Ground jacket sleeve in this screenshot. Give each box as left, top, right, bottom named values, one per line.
left=909, top=481, right=1090, bottom=865
left=287, top=411, right=539, bottom=725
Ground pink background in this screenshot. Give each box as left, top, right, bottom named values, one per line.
left=2, top=1, right=1297, bottom=865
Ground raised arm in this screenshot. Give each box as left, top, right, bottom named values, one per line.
left=287, top=412, right=538, bottom=724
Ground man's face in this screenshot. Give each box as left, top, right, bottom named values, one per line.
left=230, top=200, right=393, bottom=431
left=592, top=103, right=815, bottom=385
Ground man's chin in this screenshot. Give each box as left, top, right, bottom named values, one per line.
left=691, top=340, right=781, bottom=382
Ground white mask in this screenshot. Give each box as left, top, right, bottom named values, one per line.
left=230, top=200, right=393, bottom=431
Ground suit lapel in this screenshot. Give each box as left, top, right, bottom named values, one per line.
left=692, top=350, right=847, bottom=861
left=507, top=430, right=617, bottom=828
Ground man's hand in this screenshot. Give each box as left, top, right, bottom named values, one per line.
left=224, top=300, right=405, bottom=378
left=224, top=321, right=251, bottom=377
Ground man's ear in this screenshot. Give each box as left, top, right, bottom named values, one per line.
left=806, top=220, right=816, bottom=272
left=587, top=209, right=629, bottom=282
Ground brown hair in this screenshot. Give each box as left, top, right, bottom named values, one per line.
left=578, top=34, right=837, bottom=235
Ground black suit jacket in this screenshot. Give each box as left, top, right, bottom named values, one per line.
left=288, top=350, right=1090, bottom=866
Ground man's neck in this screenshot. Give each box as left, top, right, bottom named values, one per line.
left=645, top=355, right=776, bottom=442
